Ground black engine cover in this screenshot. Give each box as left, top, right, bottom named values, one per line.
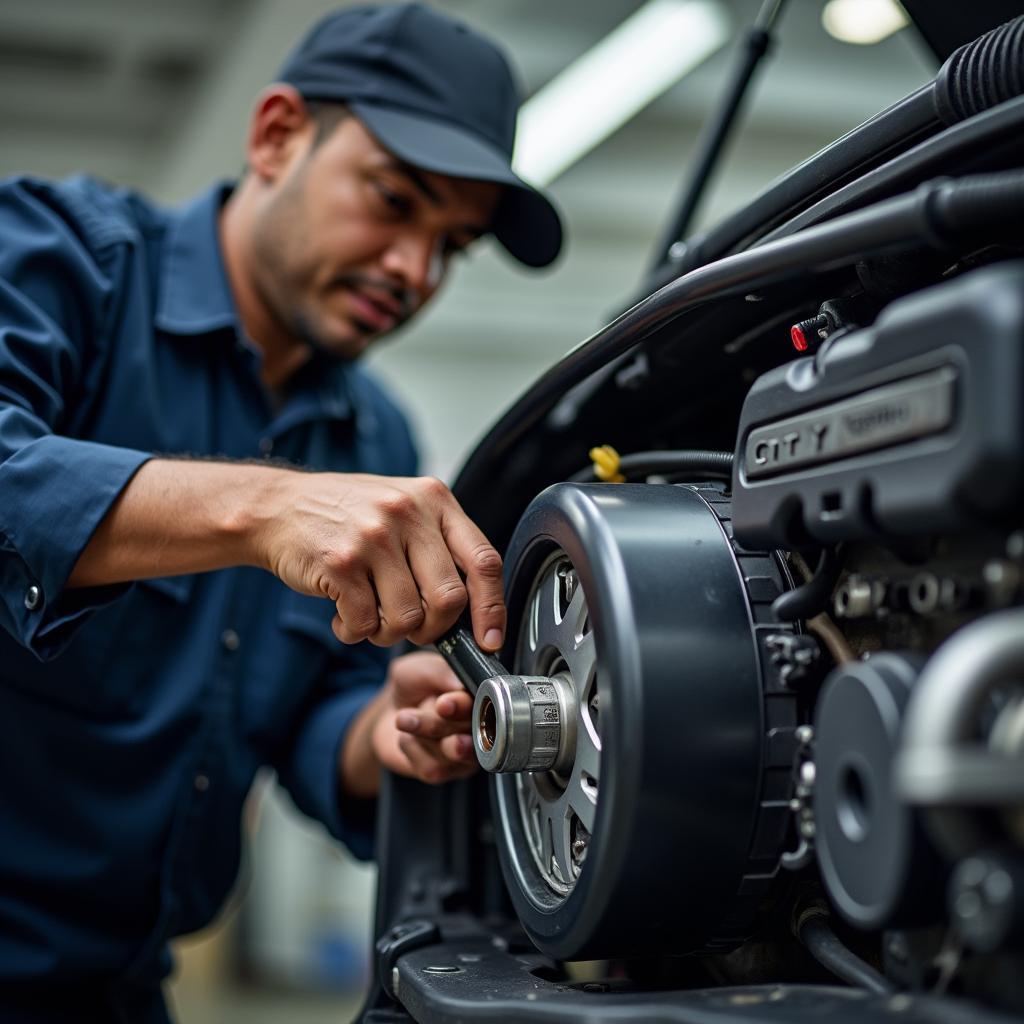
left=732, top=262, right=1024, bottom=549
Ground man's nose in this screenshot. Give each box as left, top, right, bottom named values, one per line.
left=381, top=231, right=445, bottom=298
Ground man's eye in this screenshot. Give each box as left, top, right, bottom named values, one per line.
left=374, top=183, right=411, bottom=216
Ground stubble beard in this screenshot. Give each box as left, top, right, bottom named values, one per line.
left=249, top=165, right=420, bottom=364
left=249, top=167, right=365, bottom=363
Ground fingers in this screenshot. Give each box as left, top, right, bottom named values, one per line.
left=394, top=689, right=476, bottom=784
left=397, top=731, right=477, bottom=785
left=372, top=654, right=477, bottom=786
left=404, top=540, right=466, bottom=647
left=328, top=522, right=424, bottom=648
left=438, top=496, right=505, bottom=652
left=437, top=690, right=473, bottom=721
left=395, top=691, right=473, bottom=741
left=364, top=475, right=468, bottom=643
left=439, top=733, right=475, bottom=763
left=292, top=473, right=504, bottom=650
left=387, top=650, right=464, bottom=706
left=330, top=573, right=379, bottom=644
left=370, top=554, right=426, bottom=648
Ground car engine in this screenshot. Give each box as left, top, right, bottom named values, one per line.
left=366, top=10, right=1024, bottom=1024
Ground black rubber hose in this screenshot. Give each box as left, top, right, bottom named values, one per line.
left=771, top=547, right=842, bottom=622
left=569, top=450, right=734, bottom=483
left=926, top=174, right=1024, bottom=238
left=455, top=170, right=1024, bottom=502
left=934, top=15, right=1024, bottom=126
left=796, top=910, right=896, bottom=996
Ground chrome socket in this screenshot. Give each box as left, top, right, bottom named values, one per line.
left=473, top=674, right=576, bottom=774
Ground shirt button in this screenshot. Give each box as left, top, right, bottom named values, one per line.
left=194, top=774, right=210, bottom=792
left=259, top=437, right=274, bottom=456
left=221, top=628, right=240, bottom=652
left=24, top=584, right=42, bottom=611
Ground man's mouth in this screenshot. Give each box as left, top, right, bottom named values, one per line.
left=346, top=285, right=405, bottom=333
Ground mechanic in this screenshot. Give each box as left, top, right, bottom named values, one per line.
left=0, top=4, right=561, bottom=1021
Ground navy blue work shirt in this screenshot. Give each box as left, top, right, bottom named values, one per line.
left=0, top=176, right=418, bottom=1007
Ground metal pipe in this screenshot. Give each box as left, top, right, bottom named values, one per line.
left=649, top=0, right=788, bottom=271
left=897, top=608, right=1024, bottom=858
left=806, top=612, right=854, bottom=666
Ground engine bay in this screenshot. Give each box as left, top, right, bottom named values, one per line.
left=365, top=12, right=1024, bottom=1024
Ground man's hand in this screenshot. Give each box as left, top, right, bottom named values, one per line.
left=69, top=460, right=505, bottom=653
left=254, top=471, right=504, bottom=650
left=340, top=652, right=477, bottom=797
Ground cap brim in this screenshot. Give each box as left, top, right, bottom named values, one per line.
left=351, top=101, right=562, bottom=268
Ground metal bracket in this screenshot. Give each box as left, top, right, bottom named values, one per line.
left=376, top=919, right=441, bottom=1001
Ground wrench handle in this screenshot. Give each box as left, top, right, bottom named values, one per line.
left=435, top=621, right=506, bottom=697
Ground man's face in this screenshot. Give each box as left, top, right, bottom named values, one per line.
left=249, top=113, right=501, bottom=362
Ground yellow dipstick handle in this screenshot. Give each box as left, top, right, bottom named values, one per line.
left=589, top=444, right=625, bottom=483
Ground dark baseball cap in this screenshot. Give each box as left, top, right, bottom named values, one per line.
left=278, top=3, right=563, bottom=268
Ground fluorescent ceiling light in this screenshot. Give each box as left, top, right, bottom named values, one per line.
left=822, top=0, right=908, bottom=45
left=513, top=0, right=731, bottom=187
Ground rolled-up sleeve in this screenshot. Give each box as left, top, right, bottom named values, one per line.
left=0, top=181, right=151, bottom=658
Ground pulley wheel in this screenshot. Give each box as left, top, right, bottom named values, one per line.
left=492, top=482, right=793, bottom=960
left=813, top=653, right=944, bottom=929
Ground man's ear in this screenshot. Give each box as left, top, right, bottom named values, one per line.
left=246, top=85, right=313, bottom=183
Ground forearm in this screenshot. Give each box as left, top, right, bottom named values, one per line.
left=68, top=457, right=283, bottom=587
left=339, top=688, right=389, bottom=799
left=68, top=455, right=506, bottom=651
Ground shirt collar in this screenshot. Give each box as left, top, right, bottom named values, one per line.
left=264, top=353, right=390, bottom=441
left=154, top=182, right=238, bottom=335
